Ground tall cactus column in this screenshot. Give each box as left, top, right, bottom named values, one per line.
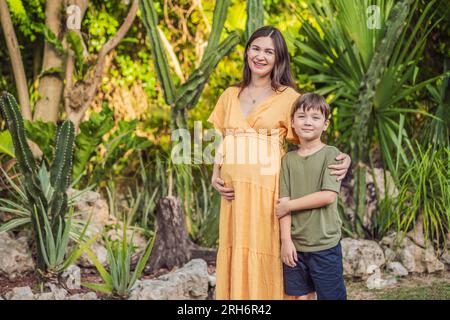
left=0, top=91, right=75, bottom=275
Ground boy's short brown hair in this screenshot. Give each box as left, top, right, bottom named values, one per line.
left=290, top=93, right=330, bottom=120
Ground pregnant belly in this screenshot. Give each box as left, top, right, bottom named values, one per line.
left=218, top=134, right=284, bottom=190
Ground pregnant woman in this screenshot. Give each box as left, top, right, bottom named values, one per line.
left=208, top=26, right=350, bottom=300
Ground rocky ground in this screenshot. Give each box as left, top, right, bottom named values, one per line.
left=1, top=189, right=449, bottom=300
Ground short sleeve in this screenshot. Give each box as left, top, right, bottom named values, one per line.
left=284, top=97, right=300, bottom=145
left=207, top=89, right=228, bottom=135
left=321, top=148, right=342, bottom=193
left=279, top=154, right=291, bottom=198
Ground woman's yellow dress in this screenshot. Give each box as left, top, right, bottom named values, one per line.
left=207, top=86, right=300, bottom=300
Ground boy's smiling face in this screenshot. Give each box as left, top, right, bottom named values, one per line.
left=292, top=107, right=330, bottom=142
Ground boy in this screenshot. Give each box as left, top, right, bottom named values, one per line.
left=276, top=93, right=347, bottom=300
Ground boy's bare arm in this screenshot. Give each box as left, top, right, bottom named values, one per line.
left=276, top=191, right=337, bottom=219
left=278, top=197, right=292, bottom=242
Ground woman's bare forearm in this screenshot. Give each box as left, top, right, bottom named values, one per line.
left=288, top=191, right=337, bottom=212
left=212, top=162, right=220, bottom=180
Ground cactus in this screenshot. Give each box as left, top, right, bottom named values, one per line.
left=0, top=91, right=76, bottom=274
left=175, top=32, right=241, bottom=111
left=203, top=0, right=231, bottom=58
left=139, top=0, right=176, bottom=105
left=49, top=120, right=75, bottom=233
left=0, top=92, right=48, bottom=249
left=139, top=0, right=242, bottom=128
left=245, top=0, right=264, bottom=43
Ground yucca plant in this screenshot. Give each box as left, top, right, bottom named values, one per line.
left=387, top=143, right=450, bottom=248
left=83, top=222, right=155, bottom=299
left=294, top=0, right=449, bottom=236
left=424, top=64, right=450, bottom=148
left=0, top=91, right=91, bottom=280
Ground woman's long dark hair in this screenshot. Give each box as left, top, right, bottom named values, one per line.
left=235, top=26, right=297, bottom=95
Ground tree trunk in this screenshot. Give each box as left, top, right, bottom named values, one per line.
left=66, top=0, right=138, bottom=130
left=0, top=0, right=32, bottom=120
left=33, top=0, right=65, bottom=123
left=146, top=196, right=217, bottom=274
left=146, top=196, right=192, bottom=273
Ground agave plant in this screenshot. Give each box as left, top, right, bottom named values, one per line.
left=0, top=91, right=92, bottom=279
left=0, top=164, right=94, bottom=238
left=294, top=0, right=449, bottom=236
left=83, top=221, right=155, bottom=299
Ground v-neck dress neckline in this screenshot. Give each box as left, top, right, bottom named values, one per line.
left=233, top=86, right=281, bottom=123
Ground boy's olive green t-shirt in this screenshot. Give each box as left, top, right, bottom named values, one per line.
left=279, top=145, right=342, bottom=252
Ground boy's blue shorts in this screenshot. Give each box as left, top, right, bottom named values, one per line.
left=283, top=242, right=347, bottom=300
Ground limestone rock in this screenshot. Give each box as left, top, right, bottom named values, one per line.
left=67, top=292, right=98, bottom=300
left=386, top=262, right=408, bottom=277
left=0, top=232, right=34, bottom=279
left=397, top=238, right=444, bottom=273
left=67, top=188, right=113, bottom=235
left=78, top=241, right=108, bottom=267
left=5, top=286, right=34, bottom=300
left=61, top=265, right=81, bottom=290
left=341, top=238, right=386, bottom=278
left=440, top=252, right=450, bottom=267
left=366, top=266, right=397, bottom=290
left=129, top=259, right=209, bottom=300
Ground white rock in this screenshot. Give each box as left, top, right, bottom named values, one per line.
left=366, top=268, right=397, bottom=290
left=67, top=292, right=98, bottom=300
left=440, top=252, right=450, bottom=266
left=380, top=232, right=400, bottom=249
left=43, top=283, right=68, bottom=300
left=78, top=241, right=108, bottom=267
left=61, top=265, right=81, bottom=290
left=383, top=247, right=397, bottom=263
left=5, top=286, right=34, bottom=300
left=35, top=292, right=56, bottom=300
left=341, top=238, right=386, bottom=278
left=386, top=262, right=408, bottom=277
left=67, top=188, right=112, bottom=235
left=0, top=233, right=34, bottom=279
left=129, top=259, right=209, bottom=300
left=398, top=238, right=444, bottom=273
left=381, top=233, right=445, bottom=274
left=208, top=274, right=216, bottom=288
left=423, top=246, right=445, bottom=273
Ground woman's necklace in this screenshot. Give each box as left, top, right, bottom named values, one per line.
left=248, top=84, right=272, bottom=104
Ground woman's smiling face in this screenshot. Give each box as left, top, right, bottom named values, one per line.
left=246, top=36, right=276, bottom=78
